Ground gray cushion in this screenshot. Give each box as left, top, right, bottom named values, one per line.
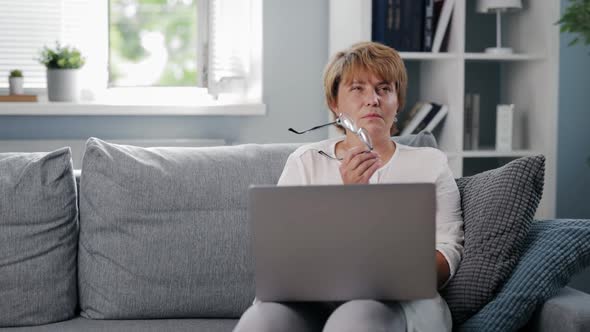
left=441, top=155, right=545, bottom=325
left=527, top=287, right=590, bottom=332
left=392, top=130, right=438, bottom=148
left=460, top=220, right=590, bottom=331
left=0, top=148, right=78, bottom=327
left=0, top=317, right=237, bottom=332
left=78, top=138, right=298, bottom=319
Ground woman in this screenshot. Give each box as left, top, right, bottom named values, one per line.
left=234, top=41, right=464, bottom=332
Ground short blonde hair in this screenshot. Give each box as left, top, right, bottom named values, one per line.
left=323, top=42, right=408, bottom=134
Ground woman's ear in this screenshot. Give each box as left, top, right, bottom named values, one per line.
left=328, top=108, right=339, bottom=121
left=328, top=100, right=338, bottom=116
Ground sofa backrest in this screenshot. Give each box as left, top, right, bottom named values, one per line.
left=78, top=138, right=299, bottom=319
left=77, top=134, right=436, bottom=320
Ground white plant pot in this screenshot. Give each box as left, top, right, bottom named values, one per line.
left=9, top=77, right=24, bottom=95
left=47, top=69, right=80, bottom=102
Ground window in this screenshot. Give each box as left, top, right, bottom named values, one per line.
left=0, top=0, right=261, bottom=104
left=109, top=0, right=200, bottom=87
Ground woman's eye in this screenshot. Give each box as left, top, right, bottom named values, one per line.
left=378, top=86, right=392, bottom=93
left=351, top=86, right=362, bottom=91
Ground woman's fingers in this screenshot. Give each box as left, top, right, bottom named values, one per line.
left=342, top=146, right=365, bottom=165
left=348, top=150, right=378, bottom=171
left=339, top=157, right=381, bottom=184
left=364, top=158, right=382, bottom=180
left=355, top=157, right=382, bottom=182
left=339, top=147, right=381, bottom=184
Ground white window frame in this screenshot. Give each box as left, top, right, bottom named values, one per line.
left=0, top=0, right=264, bottom=116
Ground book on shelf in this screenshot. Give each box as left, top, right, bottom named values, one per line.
left=400, top=0, right=425, bottom=52
left=464, top=93, right=481, bottom=150
left=398, top=101, right=448, bottom=136
left=423, top=0, right=435, bottom=51
left=372, top=0, right=401, bottom=50
left=398, top=102, right=432, bottom=135
left=420, top=103, right=448, bottom=132
left=463, top=93, right=481, bottom=150
left=371, top=0, right=389, bottom=46
left=464, top=93, right=472, bottom=150
left=496, top=104, right=514, bottom=151
left=371, top=0, right=453, bottom=53
left=431, top=0, right=455, bottom=53
left=471, top=94, right=480, bottom=150
left=0, top=94, right=38, bottom=102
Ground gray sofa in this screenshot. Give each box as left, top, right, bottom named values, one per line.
left=1, top=137, right=589, bottom=332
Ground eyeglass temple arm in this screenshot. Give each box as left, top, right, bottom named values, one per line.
left=288, top=120, right=339, bottom=134
left=317, top=150, right=343, bottom=161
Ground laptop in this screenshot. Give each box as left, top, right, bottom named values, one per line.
left=248, top=183, right=437, bottom=302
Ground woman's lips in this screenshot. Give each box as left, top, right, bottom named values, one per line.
left=362, top=114, right=383, bottom=119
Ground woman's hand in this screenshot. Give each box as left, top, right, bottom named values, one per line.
left=339, top=146, right=382, bottom=184
left=436, top=250, right=451, bottom=288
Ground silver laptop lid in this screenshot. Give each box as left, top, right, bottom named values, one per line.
left=249, top=183, right=436, bottom=302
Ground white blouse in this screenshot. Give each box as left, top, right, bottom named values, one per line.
left=276, top=136, right=465, bottom=331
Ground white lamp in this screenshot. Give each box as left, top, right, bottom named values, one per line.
left=476, top=0, right=522, bottom=54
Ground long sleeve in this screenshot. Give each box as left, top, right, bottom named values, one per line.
left=434, top=156, right=464, bottom=288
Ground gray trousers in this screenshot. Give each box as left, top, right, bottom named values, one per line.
left=233, top=300, right=407, bottom=332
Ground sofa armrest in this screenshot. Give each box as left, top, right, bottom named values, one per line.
left=524, top=287, right=590, bottom=332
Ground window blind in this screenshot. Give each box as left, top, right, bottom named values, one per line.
left=207, top=0, right=251, bottom=97
left=0, top=0, right=63, bottom=88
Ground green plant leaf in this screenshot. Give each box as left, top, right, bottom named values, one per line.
left=9, top=69, right=23, bottom=77
left=558, top=0, right=590, bottom=48
left=37, top=41, right=86, bottom=69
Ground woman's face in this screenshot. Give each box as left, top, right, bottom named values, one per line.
left=331, top=70, right=398, bottom=139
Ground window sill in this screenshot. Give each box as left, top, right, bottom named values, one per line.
left=0, top=100, right=267, bottom=116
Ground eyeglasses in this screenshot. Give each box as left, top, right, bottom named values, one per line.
left=288, top=113, right=373, bottom=160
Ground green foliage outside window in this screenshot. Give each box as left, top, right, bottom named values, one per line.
left=109, top=0, right=199, bottom=87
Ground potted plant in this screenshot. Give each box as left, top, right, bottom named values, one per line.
left=37, top=42, right=86, bottom=102
left=8, top=70, right=24, bottom=95
left=557, top=0, right=590, bottom=47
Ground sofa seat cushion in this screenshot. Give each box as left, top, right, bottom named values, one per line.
left=0, top=317, right=238, bottom=332
left=526, top=287, right=590, bottom=332
left=0, top=148, right=78, bottom=327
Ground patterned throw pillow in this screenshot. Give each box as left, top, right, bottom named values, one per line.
left=441, top=155, right=545, bottom=325
left=459, top=219, right=590, bottom=332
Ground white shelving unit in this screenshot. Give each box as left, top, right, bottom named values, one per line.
left=329, top=0, right=560, bottom=218
left=461, top=149, right=540, bottom=158
left=463, top=53, right=544, bottom=61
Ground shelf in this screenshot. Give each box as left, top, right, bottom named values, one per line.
left=464, top=53, right=544, bottom=61
left=0, top=101, right=267, bottom=116
left=445, top=152, right=460, bottom=158
left=462, top=150, right=540, bottom=158
left=400, top=53, right=544, bottom=61
left=399, top=52, right=458, bottom=60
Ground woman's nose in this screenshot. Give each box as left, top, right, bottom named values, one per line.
left=365, top=89, right=379, bottom=106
